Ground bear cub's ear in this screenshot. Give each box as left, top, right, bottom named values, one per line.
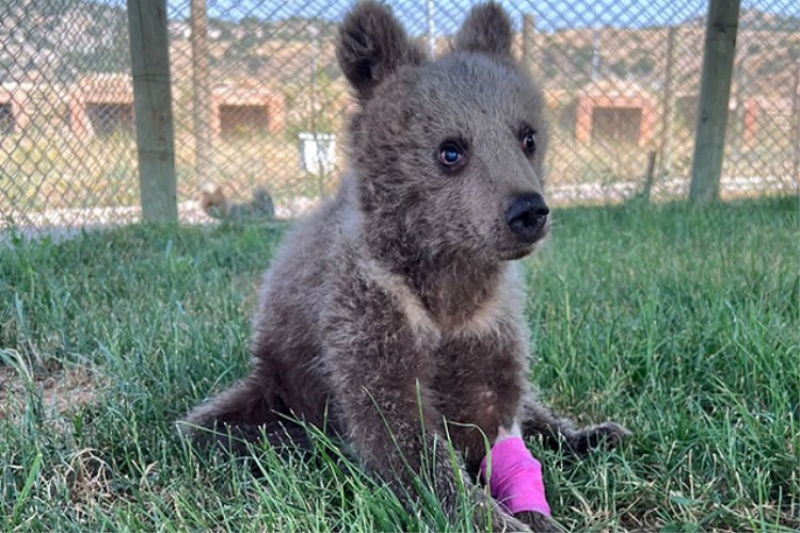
left=336, top=1, right=424, bottom=103
left=454, top=2, right=514, bottom=58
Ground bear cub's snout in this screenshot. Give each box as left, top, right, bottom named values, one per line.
left=505, top=192, right=550, bottom=243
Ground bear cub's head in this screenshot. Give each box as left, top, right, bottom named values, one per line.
left=338, top=1, right=549, bottom=263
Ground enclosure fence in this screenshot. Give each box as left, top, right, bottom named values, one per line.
left=0, top=0, right=798, bottom=234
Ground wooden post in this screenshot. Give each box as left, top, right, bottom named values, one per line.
left=191, top=0, right=212, bottom=190
left=658, top=26, right=676, bottom=179
left=522, top=14, right=537, bottom=81
left=689, top=0, right=741, bottom=205
left=643, top=150, right=657, bottom=202
left=127, top=0, right=178, bottom=223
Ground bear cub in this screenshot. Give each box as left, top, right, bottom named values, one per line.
left=181, top=2, right=628, bottom=531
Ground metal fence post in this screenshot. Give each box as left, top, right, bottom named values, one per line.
left=127, top=0, right=178, bottom=223
left=522, top=14, right=537, bottom=82
left=689, top=0, right=741, bottom=205
left=658, top=26, right=676, bottom=180
left=792, top=58, right=800, bottom=185
left=191, top=0, right=212, bottom=191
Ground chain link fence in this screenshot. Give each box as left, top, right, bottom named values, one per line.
left=0, top=0, right=798, bottom=236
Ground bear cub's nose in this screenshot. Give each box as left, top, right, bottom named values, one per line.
left=505, top=193, right=549, bottom=242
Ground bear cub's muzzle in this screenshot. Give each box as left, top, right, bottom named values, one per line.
left=505, top=193, right=550, bottom=243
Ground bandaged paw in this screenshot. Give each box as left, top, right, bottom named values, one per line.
left=479, top=436, right=551, bottom=516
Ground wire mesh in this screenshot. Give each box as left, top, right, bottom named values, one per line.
left=0, top=0, right=798, bottom=235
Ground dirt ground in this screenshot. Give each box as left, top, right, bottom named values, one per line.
left=0, top=362, right=99, bottom=422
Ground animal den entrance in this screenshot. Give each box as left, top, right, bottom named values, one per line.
left=85, top=103, right=134, bottom=137
left=0, top=102, right=14, bottom=135
left=591, top=107, right=642, bottom=145
left=218, top=104, right=269, bottom=137
left=575, top=81, right=656, bottom=147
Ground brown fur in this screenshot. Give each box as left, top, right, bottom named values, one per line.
left=180, top=2, right=628, bottom=531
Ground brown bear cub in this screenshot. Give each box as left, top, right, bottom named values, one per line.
left=180, top=1, right=628, bottom=531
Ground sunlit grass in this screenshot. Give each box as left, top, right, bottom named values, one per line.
left=1, top=196, right=797, bottom=531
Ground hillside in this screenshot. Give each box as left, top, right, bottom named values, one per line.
left=1, top=0, right=797, bottom=100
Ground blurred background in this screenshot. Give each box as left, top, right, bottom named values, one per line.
left=0, top=0, right=798, bottom=235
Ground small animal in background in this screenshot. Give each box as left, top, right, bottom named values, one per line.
left=181, top=2, right=628, bottom=532
left=199, top=183, right=275, bottom=222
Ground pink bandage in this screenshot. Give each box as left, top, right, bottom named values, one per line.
left=479, top=436, right=551, bottom=516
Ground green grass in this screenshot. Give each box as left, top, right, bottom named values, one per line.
left=1, top=196, right=798, bottom=532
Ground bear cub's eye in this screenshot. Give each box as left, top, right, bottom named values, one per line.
left=521, top=129, right=536, bottom=156
left=437, top=141, right=466, bottom=170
